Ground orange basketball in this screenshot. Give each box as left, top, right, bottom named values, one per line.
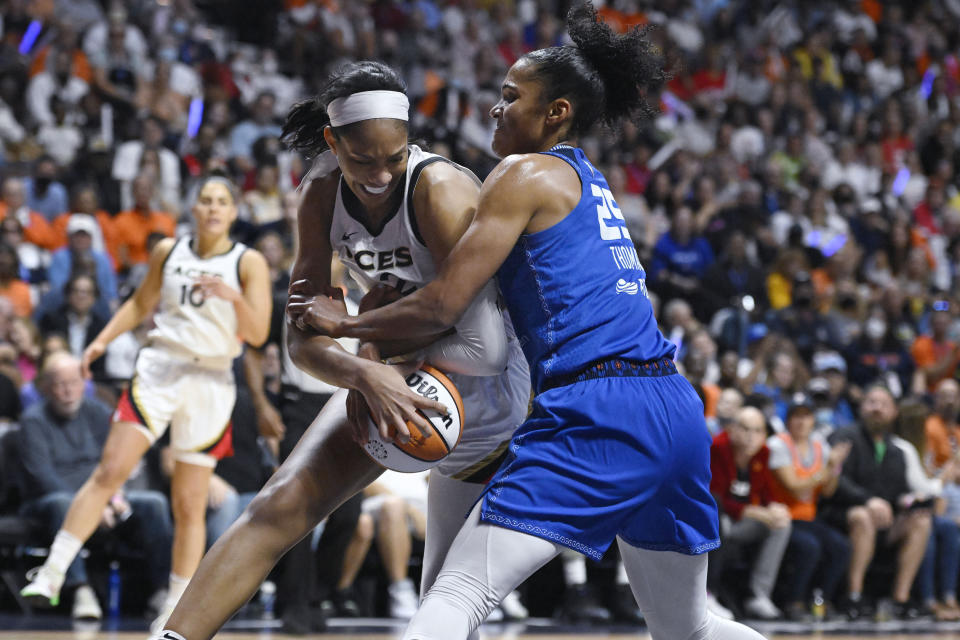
left=363, top=365, right=465, bottom=472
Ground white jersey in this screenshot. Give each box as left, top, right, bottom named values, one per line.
left=328, top=145, right=530, bottom=477
left=148, top=235, right=246, bottom=370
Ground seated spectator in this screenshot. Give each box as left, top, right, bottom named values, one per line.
left=765, top=248, right=809, bottom=311
left=336, top=471, right=428, bottom=619
left=0, top=177, right=58, bottom=251
left=25, top=47, right=88, bottom=129
left=911, top=303, right=960, bottom=393
left=229, top=91, right=282, bottom=174
left=113, top=175, right=176, bottom=274
left=894, top=398, right=960, bottom=621
left=9, top=315, right=40, bottom=384
left=846, top=306, right=917, bottom=398
left=700, top=230, right=768, bottom=321
left=709, top=406, right=791, bottom=620
left=37, top=274, right=109, bottom=380
left=52, top=183, right=117, bottom=266
left=24, top=156, right=69, bottom=222
left=88, top=9, right=149, bottom=134
left=649, top=206, right=715, bottom=320
left=0, top=242, right=32, bottom=318
left=0, top=215, right=49, bottom=292
left=810, top=350, right=857, bottom=431
left=43, top=213, right=117, bottom=318
left=243, top=164, right=283, bottom=225
left=20, top=334, right=98, bottom=412
left=768, top=394, right=851, bottom=620
left=134, top=58, right=190, bottom=135
left=819, top=385, right=932, bottom=620
left=36, top=97, right=84, bottom=169
left=749, top=346, right=808, bottom=423
left=767, top=271, right=837, bottom=363
left=924, top=378, right=960, bottom=477
left=111, top=117, right=180, bottom=213
left=709, top=386, right=744, bottom=436
left=16, top=352, right=172, bottom=619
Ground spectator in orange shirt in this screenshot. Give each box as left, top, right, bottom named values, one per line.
left=0, top=178, right=58, bottom=251
left=924, top=378, right=960, bottom=475
left=112, top=174, right=176, bottom=273
left=0, top=242, right=32, bottom=317
left=912, top=304, right=960, bottom=393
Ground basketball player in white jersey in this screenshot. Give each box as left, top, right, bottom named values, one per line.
left=21, top=177, right=272, bottom=634
left=152, top=61, right=529, bottom=640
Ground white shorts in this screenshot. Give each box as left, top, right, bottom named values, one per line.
left=113, top=346, right=236, bottom=468
left=439, top=335, right=530, bottom=480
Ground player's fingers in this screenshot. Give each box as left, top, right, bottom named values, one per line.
left=285, top=299, right=311, bottom=320
left=403, top=407, right=432, bottom=437
left=412, top=394, right=449, bottom=415
left=392, top=416, right=412, bottom=445
left=288, top=278, right=312, bottom=294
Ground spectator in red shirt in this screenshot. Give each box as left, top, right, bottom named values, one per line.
left=709, top=406, right=791, bottom=620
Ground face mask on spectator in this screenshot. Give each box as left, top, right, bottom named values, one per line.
left=866, top=318, right=887, bottom=340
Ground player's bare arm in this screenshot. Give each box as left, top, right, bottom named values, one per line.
left=81, top=237, right=176, bottom=376
left=301, top=153, right=576, bottom=342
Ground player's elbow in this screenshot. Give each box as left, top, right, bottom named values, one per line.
left=427, top=291, right=463, bottom=332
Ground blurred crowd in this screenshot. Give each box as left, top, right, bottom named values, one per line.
left=2, top=0, right=960, bottom=628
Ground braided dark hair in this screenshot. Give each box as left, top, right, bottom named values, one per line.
left=522, top=1, right=665, bottom=137
left=281, top=61, right=408, bottom=158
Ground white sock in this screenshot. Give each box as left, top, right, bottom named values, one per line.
left=562, top=552, right=587, bottom=586
left=46, top=530, right=83, bottom=579
left=615, top=561, right=629, bottom=585
left=155, top=632, right=187, bottom=640
left=164, top=574, right=190, bottom=610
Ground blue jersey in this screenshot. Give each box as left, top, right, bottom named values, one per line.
left=496, top=145, right=675, bottom=393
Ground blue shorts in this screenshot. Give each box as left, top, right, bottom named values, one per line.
left=479, top=367, right=720, bottom=560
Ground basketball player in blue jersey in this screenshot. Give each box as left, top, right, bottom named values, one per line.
left=152, top=61, right=530, bottom=640
left=290, top=4, right=768, bottom=639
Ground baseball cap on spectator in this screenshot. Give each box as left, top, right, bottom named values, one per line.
left=786, top=392, right=814, bottom=417
left=66, top=214, right=98, bottom=237
left=813, top=350, right=846, bottom=374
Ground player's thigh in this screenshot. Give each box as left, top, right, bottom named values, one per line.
left=616, top=539, right=709, bottom=637
left=94, top=419, right=153, bottom=486
left=250, top=389, right=385, bottom=531
left=421, top=473, right=487, bottom=596
left=430, top=501, right=562, bottom=602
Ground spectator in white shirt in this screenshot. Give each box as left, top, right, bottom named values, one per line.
left=26, top=48, right=88, bottom=128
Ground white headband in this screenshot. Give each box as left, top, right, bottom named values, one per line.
left=327, top=90, right=410, bottom=127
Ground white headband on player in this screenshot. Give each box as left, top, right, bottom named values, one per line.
left=327, top=90, right=410, bottom=127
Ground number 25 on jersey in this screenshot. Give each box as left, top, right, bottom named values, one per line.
left=592, top=184, right=631, bottom=241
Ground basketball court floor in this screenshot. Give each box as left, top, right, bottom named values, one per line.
left=5, top=614, right=960, bottom=639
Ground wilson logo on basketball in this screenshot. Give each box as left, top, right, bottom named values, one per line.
left=363, top=365, right=465, bottom=472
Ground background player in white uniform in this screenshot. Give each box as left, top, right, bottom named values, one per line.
left=154, top=61, right=528, bottom=640
left=21, top=177, right=272, bottom=634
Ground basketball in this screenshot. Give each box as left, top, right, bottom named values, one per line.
left=362, top=365, right=465, bottom=472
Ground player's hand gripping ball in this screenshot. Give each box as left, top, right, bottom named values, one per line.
left=363, top=365, right=464, bottom=472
